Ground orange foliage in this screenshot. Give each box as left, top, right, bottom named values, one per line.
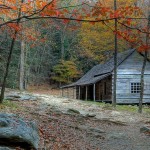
left=0, top=0, right=149, bottom=52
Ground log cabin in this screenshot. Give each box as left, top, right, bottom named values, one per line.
left=62, top=49, right=150, bottom=104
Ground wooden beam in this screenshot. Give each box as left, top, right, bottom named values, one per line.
left=79, top=86, right=80, bottom=99
left=74, top=86, right=76, bottom=99
left=85, top=86, right=88, bottom=100
left=67, top=88, right=69, bottom=98
left=73, top=87, right=75, bottom=99
left=93, top=84, right=96, bottom=101
left=61, top=88, right=64, bottom=97
left=99, top=82, right=101, bottom=100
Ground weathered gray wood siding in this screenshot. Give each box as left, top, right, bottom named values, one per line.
left=113, top=51, right=150, bottom=103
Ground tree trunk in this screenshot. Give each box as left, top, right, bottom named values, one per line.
left=19, top=0, right=26, bottom=90
left=0, top=0, right=23, bottom=103
left=138, top=11, right=150, bottom=113
left=61, top=31, right=65, bottom=59
left=112, top=0, right=118, bottom=108
left=19, top=40, right=25, bottom=90
left=60, top=24, right=69, bottom=60
left=0, top=31, right=18, bottom=103
left=138, top=52, right=147, bottom=113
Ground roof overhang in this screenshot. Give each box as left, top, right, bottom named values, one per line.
left=61, top=72, right=112, bottom=88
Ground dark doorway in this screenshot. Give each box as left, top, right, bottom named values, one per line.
left=88, top=85, right=93, bottom=100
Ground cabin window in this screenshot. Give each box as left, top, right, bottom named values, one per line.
left=131, top=82, right=141, bottom=93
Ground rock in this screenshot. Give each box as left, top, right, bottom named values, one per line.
left=88, top=127, right=105, bottom=133
left=20, top=95, right=32, bottom=100
left=5, top=94, right=37, bottom=101
left=0, top=113, right=39, bottom=150
left=62, top=101, right=70, bottom=103
left=140, top=126, right=150, bottom=135
left=77, top=125, right=105, bottom=139
left=76, top=116, right=85, bottom=123
left=85, top=113, right=96, bottom=117
left=97, top=118, right=127, bottom=126
left=19, top=95, right=37, bottom=101
left=5, top=97, right=18, bottom=101
left=67, top=108, right=80, bottom=114
left=77, top=125, right=105, bottom=134
left=107, top=132, right=127, bottom=140
left=8, top=95, right=21, bottom=98
left=0, top=147, right=15, bottom=150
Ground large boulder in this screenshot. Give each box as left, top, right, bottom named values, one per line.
left=0, top=113, right=39, bottom=150
left=5, top=92, right=37, bottom=101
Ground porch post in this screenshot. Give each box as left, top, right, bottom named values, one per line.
left=61, top=88, right=64, bottom=97
left=73, top=87, right=75, bottom=99
left=93, top=84, right=96, bottom=101
left=67, top=88, right=69, bottom=98
left=74, top=86, right=76, bottom=99
left=99, top=83, right=101, bottom=100
left=85, top=86, right=88, bottom=100
left=79, top=86, right=80, bottom=99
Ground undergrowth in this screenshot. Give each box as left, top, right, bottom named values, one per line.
left=0, top=100, right=19, bottom=110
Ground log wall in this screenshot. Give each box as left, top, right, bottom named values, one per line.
left=114, top=51, right=150, bottom=103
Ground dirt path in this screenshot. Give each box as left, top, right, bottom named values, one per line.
left=33, top=93, right=150, bottom=150
left=3, top=90, right=150, bottom=150
left=35, top=93, right=149, bottom=123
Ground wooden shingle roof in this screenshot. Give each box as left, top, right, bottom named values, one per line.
left=62, top=49, right=135, bottom=88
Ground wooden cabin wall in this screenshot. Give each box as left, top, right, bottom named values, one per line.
left=115, top=51, right=150, bottom=103
left=76, top=76, right=112, bottom=101
left=62, top=87, right=76, bottom=99
left=95, top=75, right=112, bottom=101
left=76, top=86, right=79, bottom=99
left=78, top=85, right=93, bottom=100
left=76, top=77, right=112, bottom=101
left=76, top=85, right=88, bottom=100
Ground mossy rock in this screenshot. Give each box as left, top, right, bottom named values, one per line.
left=67, top=108, right=80, bottom=114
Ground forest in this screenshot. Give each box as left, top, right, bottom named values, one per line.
left=0, top=0, right=149, bottom=89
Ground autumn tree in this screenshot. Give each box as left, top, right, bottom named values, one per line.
left=0, top=0, right=91, bottom=103
left=78, top=20, right=129, bottom=72
left=138, top=0, right=150, bottom=113
left=0, top=0, right=64, bottom=102
left=52, top=60, right=81, bottom=85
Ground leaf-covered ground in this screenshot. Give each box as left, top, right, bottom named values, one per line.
left=0, top=89, right=150, bottom=150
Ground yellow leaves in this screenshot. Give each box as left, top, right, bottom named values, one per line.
left=52, top=60, right=80, bottom=83
left=36, top=0, right=48, bottom=9
left=36, top=0, right=42, bottom=8
left=21, top=4, right=28, bottom=12
left=78, top=20, right=126, bottom=62
left=91, top=0, right=143, bottom=20
left=41, top=2, right=48, bottom=7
